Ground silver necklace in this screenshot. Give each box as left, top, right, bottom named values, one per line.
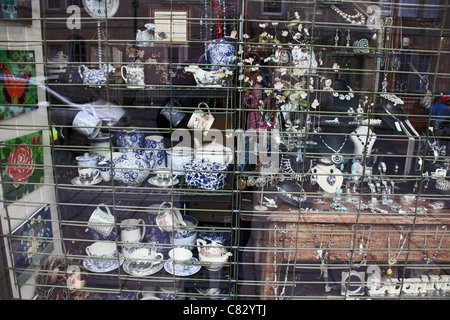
left=348, top=225, right=372, bottom=267
left=422, top=226, right=447, bottom=264
left=321, top=135, right=348, bottom=164
left=331, top=5, right=366, bottom=25
left=332, top=85, right=355, bottom=101
left=314, top=224, right=335, bottom=292
left=273, top=222, right=296, bottom=299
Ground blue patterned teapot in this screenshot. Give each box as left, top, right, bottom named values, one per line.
left=112, top=151, right=151, bottom=186
left=78, top=64, right=116, bottom=88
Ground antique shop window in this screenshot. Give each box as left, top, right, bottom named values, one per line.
left=0, top=0, right=449, bottom=302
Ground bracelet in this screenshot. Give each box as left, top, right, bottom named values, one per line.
left=435, top=179, right=450, bottom=191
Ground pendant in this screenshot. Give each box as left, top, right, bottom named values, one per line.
left=331, top=154, right=343, bottom=164
left=388, top=258, right=396, bottom=266
left=327, top=175, right=336, bottom=186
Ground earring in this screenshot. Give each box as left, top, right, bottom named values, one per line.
left=335, top=29, right=339, bottom=46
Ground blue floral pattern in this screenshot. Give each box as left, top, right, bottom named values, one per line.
left=184, top=158, right=228, bottom=190
left=206, top=37, right=237, bottom=71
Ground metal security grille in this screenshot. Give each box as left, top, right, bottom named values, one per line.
left=0, top=0, right=449, bottom=301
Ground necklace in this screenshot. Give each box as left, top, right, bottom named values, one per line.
left=330, top=5, right=366, bottom=25
left=348, top=225, right=372, bottom=267
left=273, top=222, right=296, bottom=299
left=314, top=224, right=335, bottom=292
left=320, top=135, right=348, bottom=164
left=422, top=226, right=447, bottom=264
left=387, top=226, right=409, bottom=275
left=332, top=85, right=355, bottom=101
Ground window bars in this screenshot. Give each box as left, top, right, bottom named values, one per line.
left=0, top=0, right=448, bottom=300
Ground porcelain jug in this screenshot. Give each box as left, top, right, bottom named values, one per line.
left=87, top=204, right=115, bottom=237
left=156, top=202, right=186, bottom=232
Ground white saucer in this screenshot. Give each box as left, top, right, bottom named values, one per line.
left=148, top=176, right=179, bottom=188
left=164, top=257, right=201, bottom=276
left=71, top=176, right=103, bottom=186
left=122, top=259, right=164, bottom=276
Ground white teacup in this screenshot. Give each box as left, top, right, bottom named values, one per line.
left=78, top=168, right=100, bottom=184
left=128, top=246, right=163, bottom=269
left=155, top=167, right=177, bottom=185
left=86, top=242, right=117, bottom=258
left=168, top=248, right=193, bottom=262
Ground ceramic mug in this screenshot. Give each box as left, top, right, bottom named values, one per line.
left=120, top=218, right=146, bottom=243
left=72, top=110, right=102, bottom=138
left=78, top=168, right=100, bottom=184
left=187, top=102, right=215, bottom=132
left=121, top=64, right=145, bottom=89
left=160, top=100, right=186, bottom=127
left=144, top=135, right=166, bottom=169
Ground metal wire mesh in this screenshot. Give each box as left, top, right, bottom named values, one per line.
left=0, top=0, right=448, bottom=300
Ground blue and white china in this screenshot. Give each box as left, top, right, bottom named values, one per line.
left=116, top=129, right=145, bottom=153
left=206, top=36, right=237, bottom=71
left=199, top=227, right=231, bottom=246
left=98, top=152, right=121, bottom=182
left=123, top=258, right=164, bottom=276
left=184, top=65, right=223, bottom=87
left=164, top=257, right=201, bottom=277
left=84, top=242, right=123, bottom=272
left=160, top=100, right=186, bottom=127
left=184, top=158, right=228, bottom=190
left=78, top=64, right=115, bottom=88
left=144, top=135, right=166, bottom=169
left=120, top=218, right=146, bottom=243
left=88, top=132, right=111, bottom=156
left=87, top=204, right=115, bottom=238
left=170, top=215, right=198, bottom=250
left=121, top=64, right=145, bottom=89
left=111, top=151, right=151, bottom=186
left=83, top=254, right=124, bottom=273
left=78, top=167, right=100, bottom=185
left=197, top=239, right=232, bottom=271
left=148, top=176, right=180, bottom=188
left=166, top=146, right=194, bottom=176
left=76, top=152, right=99, bottom=168
left=126, top=245, right=164, bottom=270
left=71, top=175, right=102, bottom=186
left=72, top=110, right=102, bottom=138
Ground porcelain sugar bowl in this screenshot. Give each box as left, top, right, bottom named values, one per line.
left=197, top=239, right=232, bottom=271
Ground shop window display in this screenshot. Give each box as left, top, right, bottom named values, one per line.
left=0, top=0, right=448, bottom=301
